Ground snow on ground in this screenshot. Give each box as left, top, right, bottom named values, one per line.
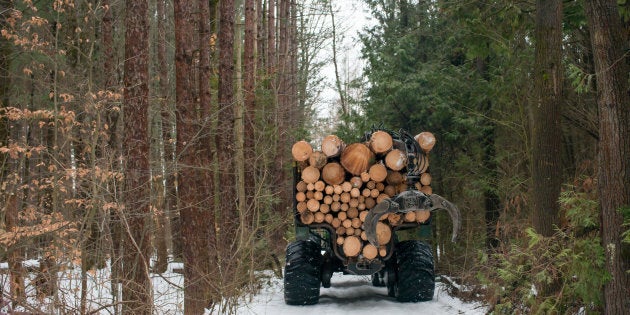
left=1, top=261, right=486, bottom=314
left=237, top=273, right=487, bottom=315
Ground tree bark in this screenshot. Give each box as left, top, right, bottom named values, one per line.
left=175, top=0, right=217, bottom=312
left=154, top=0, right=171, bottom=275
left=122, top=0, right=153, bottom=312
left=531, top=0, right=563, bottom=237
left=217, top=0, right=238, bottom=287
left=584, top=1, right=630, bottom=312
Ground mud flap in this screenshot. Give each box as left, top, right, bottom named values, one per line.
left=363, top=190, right=461, bottom=246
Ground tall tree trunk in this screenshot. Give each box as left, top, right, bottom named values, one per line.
left=153, top=0, right=172, bottom=274
left=244, top=0, right=258, bottom=284
left=584, top=1, right=630, bottom=313
left=217, top=0, right=237, bottom=289
left=235, top=0, right=247, bottom=250
left=102, top=3, right=124, bottom=310
left=174, top=0, right=216, bottom=312
left=267, top=0, right=276, bottom=77
left=2, top=3, right=25, bottom=308
left=122, top=0, right=152, bottom=313
left=531, top=0, right=563, bottom=237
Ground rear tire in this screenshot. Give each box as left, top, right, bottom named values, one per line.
left=284, top=240, right=322, bottom=305
left=394, top=240, right=435, bottom=302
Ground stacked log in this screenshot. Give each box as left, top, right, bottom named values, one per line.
left=291, top=130, right=436, bottom=259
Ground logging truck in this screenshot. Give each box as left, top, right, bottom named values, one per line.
left=284, top=128, right=461, bottom=305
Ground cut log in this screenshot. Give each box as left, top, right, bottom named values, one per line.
left=307, top=182, right=315, bottom=191
left=359, top=210, right=368, bottom=222
left=415, top=182, right=422, bottom=191
left=414, top=132, right=436, bottom=153
left=360, top=231, right=368, bottom=241
left=325, top=185, right=334, bottom=195
left=336, top=236, right=345, bottom=246
left=323, top=195, right=333, bottom=205
left=307, top=199, right=320, bottom=212
left=340, top=143, right=375, bottom=175
left=331, top=201, right=341, bottom=212
left=314, top=180, right=326, bottom=191
left=333, top=184, right=343, bottom=195
left=388, top=213, right=401, bottom=226
left=376, top=222, right=392, bottom=245
left=420, top=172, right=432, bottom=186
left=386, top=171, right=404, bottom=185
left=325, top=213, right=334, bottom=224
left=332, top=194, right=340, bottom=202
left=336, top=226, right=346, bottom=236
left=308, top=150, right=328, bottom=169
left=296, top=181, right=308, bottom=192
left=384, top=185, right=396, bottom=197
left=349, top=198, right=359, bottom=208
left=320, top=203, right=330, bottom=214
left=370, top=189, right=381, bottom=198
left=368, top=130, right=393, bottom=154
left=418, top=154, right=429, bottom=174
left=420, top=185, right=432, bottom=195
left=341, top=181, right=353, bottom=192
left=340, top=192, right=351, bottom=203
left=351, top=217, right=362, bottom=229
left=357, top=202, right=366, bottom=210
left=366, top=180, right=376, bottom=189
left=360, top=172, right=371, bottom=182
left=403, top=211, right=416, bottom=222
left=365, top=197, right=376, bottom=209
left=300, top=212, right=314, bottom=225
left=322, top=162, right=345, bottom=185
left=350, top=176, right=363, bottom=188
left=369, top=163, right=388, bottom=182
left=379, top=246, right=387, bottom=257
left=362, top=188, right=371, bottom=198
left=350, top=187, right=361, bottom=198
left=396, top=183, right=408, bottom=194
left=322, top=134, right=345, bottom=157
left=340, top=203, right=349, bottom=212
left=342, top=236, right=362, bottom=257
left=306, top=191, right=315, bottom=200
left=362, top=243, right=378, bottom=260
left=342, top=219, right=353, bottom=229
left=375, top=182, right=385, bottom=192
left=347, top=207, right=359, bottom=219
left=345, top=227, right=355, bottom=236
left=313, top=191, right=324, bottom=201
left=314, top=212, right=325, bottom=223
left=338, top=211, right=348, bottom=221
left=292, top=140, right=313, bottom=162
left=332, top=217, right=341, bottom=228
left=415, top=210, right=430, bottom=223
left=301, top=166, right=320, bottom=184
left=295, top=191, right=306, bottom=202
left=297, top=201, right=307, bottom=213
left=385, top=149, right=407, bottom=171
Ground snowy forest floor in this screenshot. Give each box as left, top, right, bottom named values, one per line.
left=1, top=261, right=487, bottom=314
left=237, top=272, right=487, bottom=315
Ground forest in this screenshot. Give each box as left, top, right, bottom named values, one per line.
left=0, top=0, right=628, bottom=314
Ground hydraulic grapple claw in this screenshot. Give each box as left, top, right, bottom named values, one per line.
left=363, top=190, right=461, bottom=246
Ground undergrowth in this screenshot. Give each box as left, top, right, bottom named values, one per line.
left=477, top=183, right=610, bottom=314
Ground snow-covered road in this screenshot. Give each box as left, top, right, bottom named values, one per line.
left=236, top=273, right=487, bottom=315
